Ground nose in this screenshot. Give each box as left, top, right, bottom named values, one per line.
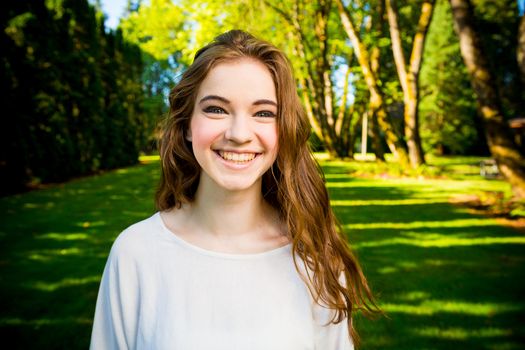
left=224, top=115, right=253, bottom=144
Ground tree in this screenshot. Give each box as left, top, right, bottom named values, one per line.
left=518, top=13, right=525, bottom=84
left=449, top=0, right=525, bottom=198
left=471, top=0, right=523, bottom=120
left=1, top=0, right=148, bottom=194
left=363, top=1, right=384, bottom=161
left=419, top=0, right=482, bottom=155
left=335, top=0, right=410, bottom=166
left=121, top=0, right=367, bottom=158
left=386, top=0, right=435, bottom=167
left=262, top=0, right=363, bottom=157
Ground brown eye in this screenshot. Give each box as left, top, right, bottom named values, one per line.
left=204, top=106, right=227, bottom=114
left=255, top=111, right=276, bottom=118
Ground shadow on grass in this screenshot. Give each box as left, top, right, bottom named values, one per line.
left=320, top=165, right=525, bottom=350
left=0, top=159, right=523, bottom=349
left=0, top=161, right=161, bottom=348
left=358, top=310, right=525, bottom=350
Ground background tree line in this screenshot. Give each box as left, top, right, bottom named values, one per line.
left=120, top=0, right=524, bottom=197
left=2, top=0, right=524, bottom=197
left=1, top=0, right=153, bottom=195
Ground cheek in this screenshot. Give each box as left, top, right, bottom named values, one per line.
left=259, top=124, right=279, bottom=155
left=190, top=118, right=222, bottom=151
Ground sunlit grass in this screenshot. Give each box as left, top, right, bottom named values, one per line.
left=345, top=218, right=492, bottom=229
left=381, top=300, right=522, bottom=316
left=0, top=155, right=523, bottom=349
left=395, top=291, right=431, bottom=301
left=332, top=198, right=449, bottom=205
left=139, top=154, right=161, bottom=163
left=413, top=327, right=512, bottom=339
left=0, top=159, right=159, bottom=348
left=36, top=233, right=90, bottom=241
left=28, top=276, right=101, bottom=292
left=354, top=234, right=525, bottom=248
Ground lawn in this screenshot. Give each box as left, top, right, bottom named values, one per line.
left=0, top=155, right=524, bottom=349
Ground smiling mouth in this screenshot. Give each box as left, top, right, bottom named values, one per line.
left=216, top=150, right=259, bottom=163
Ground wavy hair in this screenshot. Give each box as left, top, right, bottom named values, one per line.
left=156, top=29, right=380, bottom=346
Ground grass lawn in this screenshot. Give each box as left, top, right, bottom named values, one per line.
left=0, top=155, right=524, bottom=349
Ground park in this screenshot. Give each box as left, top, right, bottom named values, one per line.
left=1, top=0, right=524, bottom=349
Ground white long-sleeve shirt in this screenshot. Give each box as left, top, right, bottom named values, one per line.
left=90, top=212, right=354, bottom=350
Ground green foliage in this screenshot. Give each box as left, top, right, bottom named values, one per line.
left=9, top=0, right=514, bottom=184
left=120, top=0, right=189, bottom=62
left=419, top=0, right=482, bottom=155
left=419, top=0, right=522, bottom=156
left=120, top=0, right=374, bottom=156
left=1, top=0, right=149, bottom=194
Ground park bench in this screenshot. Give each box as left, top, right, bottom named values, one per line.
left=479, top=159, right=499, bottom=178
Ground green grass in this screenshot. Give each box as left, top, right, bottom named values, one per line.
left=316, top=157, right=524, bottom=350
left=1, top=156, right=524, bottom=349
left=0, top=161, right=160, bottom=348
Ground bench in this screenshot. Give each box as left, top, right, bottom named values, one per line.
left=480, top=159, right=499, bottom=178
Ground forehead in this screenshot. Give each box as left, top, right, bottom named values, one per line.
left=196, top=58, right=277, bottom=103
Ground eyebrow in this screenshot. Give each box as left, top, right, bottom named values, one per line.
left=199, top=95, right=278, bottom=107
left=199, top=95, right=230, bottom=104
left=253, top=99, right=278, bottom=107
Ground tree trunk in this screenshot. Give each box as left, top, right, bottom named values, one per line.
left=369, top=42, right=385, bottom=162
left=369, top=109, right=386, bottom=161
left=386, top=0, right=435, bottom=168
left=518, top=14, right=525, bottom=85
left=335, top=0, right=409, bottom=167
left=336, top=61, right=355, bottom=156
left=450, top=0, right=525, bottom=198
left=269, top=0, right=356, bottom=158
left=368, top=2, right=386, bottom=163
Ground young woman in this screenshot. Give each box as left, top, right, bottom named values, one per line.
left=90, top=30, right=379, bottom=350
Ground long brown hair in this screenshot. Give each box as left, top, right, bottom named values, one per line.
left=156, top=29, right=380, bottom=345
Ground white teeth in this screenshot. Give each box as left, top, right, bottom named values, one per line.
left=218, top=151, right=257, bottom=162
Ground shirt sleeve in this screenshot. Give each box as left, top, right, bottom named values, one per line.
left=313, top=303, right=354, bottom=350
left=90, top=233, right=140, bottom=350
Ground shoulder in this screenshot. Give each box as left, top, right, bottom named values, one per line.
left=108, top=212, right=162, bottom=261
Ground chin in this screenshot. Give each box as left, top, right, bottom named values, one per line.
left=215, top=176, right=262, bottom=192
left=219, top=181, right=258, bottom=192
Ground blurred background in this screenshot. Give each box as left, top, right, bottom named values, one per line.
left=1, top=0, right=524, bottom=349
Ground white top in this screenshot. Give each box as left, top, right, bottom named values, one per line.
left=90, top=212, right=354, bottom=350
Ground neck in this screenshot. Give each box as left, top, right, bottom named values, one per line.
left=189, top=175, right=270, bottom=238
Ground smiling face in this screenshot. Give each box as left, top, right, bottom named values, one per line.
left=187, top=58, right=279, bottom=193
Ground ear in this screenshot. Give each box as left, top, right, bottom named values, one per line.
left=185, top=129, right=192, bottom=142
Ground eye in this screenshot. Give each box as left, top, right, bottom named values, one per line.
left=203, top=106, right=227, bottom=114
left=254, top=110, right=276, bottom=118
